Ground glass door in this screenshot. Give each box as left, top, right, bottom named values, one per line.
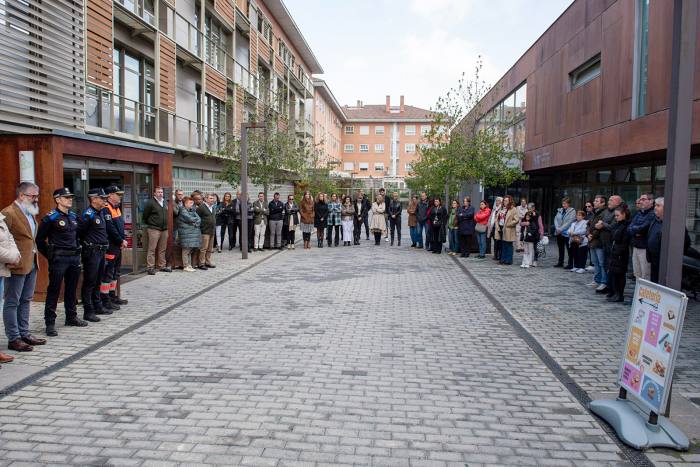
left=63, top=168, right=88, bottom=215
left=133, top=172, right=153, bottom=272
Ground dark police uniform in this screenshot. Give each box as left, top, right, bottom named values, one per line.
left=35, top=188, right=85, bottom=332
left=101, top=185, right=128, bottom=310
left=78, top=189, right=109, bottom=321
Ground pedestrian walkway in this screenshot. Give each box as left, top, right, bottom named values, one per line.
left=0, top=232, right=697, bottom=465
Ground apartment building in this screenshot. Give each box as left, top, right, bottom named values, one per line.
left=464, top=0, right=700, bottom=242
left=312, top=78, right=344, bottom=170
left=340, top=96, right=433, bottom=189
left=0, top=0, right=322, bottom=291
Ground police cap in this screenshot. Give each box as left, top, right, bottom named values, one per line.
left=53, top=187, right=75, bottom=198
left=104, top=185, right=124, bottom=195
left=87, top=188, right=108, bottom=198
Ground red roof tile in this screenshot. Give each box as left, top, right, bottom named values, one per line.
left=342, top=104, right=434, bottom=121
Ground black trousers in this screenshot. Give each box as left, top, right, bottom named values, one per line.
left=45, top=255, right=81, bottom=324
left=611, top=272, right=627, bottom=298
left=363, top=215, right=370, bottom=238
left=327, top=224, right=340, bottom=245
left=238, top=220, right=254, bottom=250
left=286, top=229, right=296, bottom=245
left=81, top=248, right=105, bottom=314
left=459, top=234, right=472, bottom=256
left=230, top=221, right=238, bottom=248
left=431, top=226, right=443, bottom=253
left=374, top=232, right=382, bottom=245
left=353, top=217, right=363, bottom=243
left=389, top=217, right=401, bottom=243
left=492, top=236, right=502, bottom=260
left=556, top=235, right=573, bottom=267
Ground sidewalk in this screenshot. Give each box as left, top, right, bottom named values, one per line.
left=0, top=247, right=282, bottom=394
left=458, top=244, right=700, bottom=465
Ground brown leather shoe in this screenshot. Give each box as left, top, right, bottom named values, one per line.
left=22, top=335, right=47, bottom=346
left=8, top=339, right=33, bottom=352
left=0, top=352, right=14, bottom=363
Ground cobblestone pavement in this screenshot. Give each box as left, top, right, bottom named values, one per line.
left=461, top=242, right=700, bottom=466
left=0, top=229, right=638, bottom=466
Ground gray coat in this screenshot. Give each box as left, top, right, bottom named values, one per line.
left=177, top=207, right=202, bottom=248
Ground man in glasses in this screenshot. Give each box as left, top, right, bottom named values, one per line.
left=627, top=193, right=655, bottom=281
left=2, top=182, right=47, bottom=352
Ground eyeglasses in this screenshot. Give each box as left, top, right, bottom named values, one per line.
left=22, top=193, right=39, bottom=199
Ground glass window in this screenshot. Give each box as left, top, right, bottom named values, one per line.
left=597, top=170, right=612, bottom=183
left=359, top=125, right=369, bottom=135
left=359, top=162, right=369, bottom=171
left=344, top=144, right=354, bottom=153
left=343, top=162, right=354, bottom=171
left=344, top=125, right=354, bottom=134
left=513, top=119, right=525, bottom=152
left=635, top=0, right=649, bottom=117
left=421, top=125, right=431, bottom=136
left=570, top=54, right=601, bottom=90
left=405, top=143, right=416, bottom=153
left=502, top=93, right=515, bottom=124
left=375, top=144, right=384, bottom=153
left=405, top=125, right=416, bottom=136
left=630, top=166, right=652, bottom=182
left=375, top=125, right=384, bottom=135
left=374, top=163, right=384, bottom=171
left=359, top=144, right=369, bottom=153
left=514, top=82, right=526, bottom=120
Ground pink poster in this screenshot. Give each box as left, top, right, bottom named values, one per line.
left=645, top=311, right=662, bottom=346
left=621, top=362, right=642, bottom=392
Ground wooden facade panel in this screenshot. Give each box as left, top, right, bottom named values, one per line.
left=206, top=65, right=228, bottom=101
left=250, top=29, right=259, bottom=74
left=159, top=35, right=177, bottom=112
left=215, top=0, right=235, bottom=27
left=645, top=0, right=673, bottom=114
left=86, top=0, right=113, bottom=89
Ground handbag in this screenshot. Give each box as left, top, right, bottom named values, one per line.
left=475, top=223, right=487, bottom=233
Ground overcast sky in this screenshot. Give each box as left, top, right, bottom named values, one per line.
left=285, top=0, right=573, bottom=110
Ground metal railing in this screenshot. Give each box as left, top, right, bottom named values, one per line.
left=115, top=0, right=155, bottom=26
left=205, top=39, right=259, bottom=97
left=86, top=86, right=227, bottom=153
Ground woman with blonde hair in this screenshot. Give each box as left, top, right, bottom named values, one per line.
left=495, top=195, right=519, bottom=265
left=299, top=191, right=315, bottom=249
left=369, top=194, right=387, bottom=245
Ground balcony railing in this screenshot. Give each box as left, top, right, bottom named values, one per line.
left=115, top=0, right=155, bottom=26
left=86, top=86, right=227, bottom=153
left=233, top=60, right=258, bottom=97
left=205, top=39, right=258, bottom=98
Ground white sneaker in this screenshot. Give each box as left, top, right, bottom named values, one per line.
left=575, top=268, right=585, bottom=274
left=586, top=281, right=598, bottom=287
left=183, top=266, right=196, bottom=272
left=585, top=266, right=595, bottom=272
left=520, top=264, right=530, bottom=268
left=385, top=237, right=389, bottom=242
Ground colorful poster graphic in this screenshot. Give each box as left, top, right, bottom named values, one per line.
left=626, top=327, right=643, bottom=364
left=621, top=363, right=642, bottom=392
left=641, top=375, right=664, bottom=412
left=618, top=280, right=687, bottom=414
left=645, top=311, right=662, bottom=346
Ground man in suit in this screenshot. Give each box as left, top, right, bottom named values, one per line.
left=2, top=182, right=47, bottom=352
left=196, top=193, right=217, bottom=269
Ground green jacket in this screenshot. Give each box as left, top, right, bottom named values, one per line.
left=143, top=198, right=168, bottom=231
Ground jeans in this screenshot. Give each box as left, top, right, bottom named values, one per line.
left=3, top=267, right=37, bottom=341
left=476, top=231, right=487, bottom=257
left=409, top=225, right=419, bottom=245
left=448, top=229, right=459, bottom=253
left=591, top=247, right=607, bottom=285
left=501, top=241, right=514, bottom=264
left=416, top=221, right=427, bottom=248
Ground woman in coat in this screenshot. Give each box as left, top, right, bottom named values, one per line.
left=314, top=193, right=328, bottom=248
left=326, top=193, right=342, bottom=247
left=369, top=195, right=387, bottom=245
left=447, top=200, right=460, bottom=256
left=474, top=200, right=491, bottom=258
left=300, top=191, right=315, bottom=250
left=0, top=211, right=21, bottom=367
left=488, top=196, right=503, bottom=261
left=456, top=197, right=476, bottom=258
left=216, top=192, right=234, bottom=252
left=607, top=207, right=631, bottom=302
left=567, top=210, right=590, bottom=273
left=341, top=196, right=355, bottom=246
left=519, top=210, right=540, bottom=268
left=495, top=195, right=519, bottom=265
left=407, top=194, right=419, bottom=248
left=429, top=198, right=448, bottom=254
left=283, top=194, right=300, bottom=249
left=177, top=196, right=202, bottom=272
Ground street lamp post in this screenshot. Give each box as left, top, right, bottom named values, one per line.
left=240, top=122, right=266, bottom=260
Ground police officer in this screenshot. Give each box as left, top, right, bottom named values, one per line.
left=101, top=185, right=128, bottom=311
left=78, top=188, right=109, bottom=322
left=36, top=188, right=88, bottom=337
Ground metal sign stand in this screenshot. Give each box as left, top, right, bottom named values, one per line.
left=590, top=279, right=689, bottom=450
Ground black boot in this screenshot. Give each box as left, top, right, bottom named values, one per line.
left=65, top=316, right=88, bottom=327
left=101, top=294, right=119, bottom=311
left=84, top=312, right=101, bottom=322
left=46, top=324, right=57, bottom=337
left=398, top=239, right=401, bottom=246
left=110, top=292, right=128, bottom=305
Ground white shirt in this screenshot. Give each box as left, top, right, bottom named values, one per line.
left=155, top=197, right=164, bottom=207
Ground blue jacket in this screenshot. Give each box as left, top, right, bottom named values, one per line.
left=627, top=208, right=654, bottom=249
left=456, top=205, right=475, bottom=235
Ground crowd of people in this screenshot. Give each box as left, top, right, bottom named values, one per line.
left=0, top=180, right=674, bottom=370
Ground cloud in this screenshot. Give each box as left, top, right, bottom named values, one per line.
left=409, top=0, right=473, bottom=25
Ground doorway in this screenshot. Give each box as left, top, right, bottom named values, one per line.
left=63, top=158, right=153, bottom=274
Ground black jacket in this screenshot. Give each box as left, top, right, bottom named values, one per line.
left=283, top=202, right=299, bottom=226
left=314, top=201, right=328, bottom=228
left=387, top=199, right=402, bottom=219
left=353, top=198, right=368, bottom=220
left=269, top=200, right=284, bottom=221
left=196, top=203, right=217, bottom=236
left=416, top=200, right=429, bottom=223
left=429, top=206, right=448, bottom=243
left=456, top=205, right=475, bottom=236
left=589, top=207, right=615, bottom=249
left=217, top=202, right=235, bottom=225
left=608, top=220, right=631, bottom=274
left=646, top=217, right=662, bottom=264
